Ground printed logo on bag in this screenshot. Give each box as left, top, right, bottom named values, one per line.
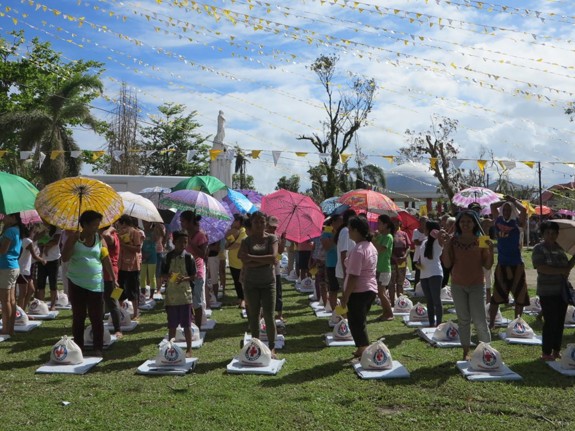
left=30, top=301, right=38, bottom=311
left=245, top=343, right=261, bottom=362
left=16, top=309, right=21, bottom=318
left=414, top=305, right=426, bottom=316
left=482, top=348, right=497, bottom=368
left=446, top=326, right=459, bottom=340
left=336, top=321, right=349, bottom=337
left=53, top=345, right=67, bottom=362
left=372, top=347, right=388, bottom=367
left=163, top=346, right=181, bottom=363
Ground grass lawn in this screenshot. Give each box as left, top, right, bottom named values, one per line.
left=1, top=271, right=574, bottom=431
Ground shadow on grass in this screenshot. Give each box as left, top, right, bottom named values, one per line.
left=405, top=361, right=459, bottom=387
left=506, top=359, right=575, bottom=388
left=258, top=359, right=349, bottom=387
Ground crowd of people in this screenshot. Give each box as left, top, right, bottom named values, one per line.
left=1, top=193, right=574, bottom=364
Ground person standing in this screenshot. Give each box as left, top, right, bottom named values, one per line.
left=117, top=215, right=143, bottom=320
left=389, top=218, right=411, bottom=302
left=238, top=212, right=278, bottom=357
left=101, top=224, right=123, bottom=339
left=17, top=226, right=45, bottom=310
left=335, top=209, right=357, bottom=291
left=411, top=216, right=428, bottom=286
left=36, top=224, right=61, bottom=310
left=441, top=211, right=493, bottom=360
left=340, top=216, right=378, bottom=358
left=489, top=197, right=529, bottom=329
left=225, top=214, right=247, bottom=308
left=266, top=216, right=286, bottom=321
left=0, top=213, right=23, bottom=336
left=140, top=221, right=158, bottom=298
left=531, top=221, right=575, bottom=361
left=373, top=214, right=394, bottom=321
left=417, top=220, right=444, bottom=327
left=322, top=215, right=343, bottom=313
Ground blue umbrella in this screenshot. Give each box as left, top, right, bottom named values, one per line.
left=320, top=196, right=343, bottom=215
left=223, top=188, right=257, bottom=215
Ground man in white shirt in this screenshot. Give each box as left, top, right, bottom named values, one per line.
left=411, top=216, right=428, bottom=285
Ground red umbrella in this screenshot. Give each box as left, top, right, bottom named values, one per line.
left=261, top=189, right=324, bottom=243
left=338, top=189, right=400, bottom=216
left=533, top=205, right=552, bottom=216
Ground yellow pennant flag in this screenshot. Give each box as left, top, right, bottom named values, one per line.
left=91, top=151, right=105, bottom=161
left=50, top=150, right=65, bottom=160
left=340, top=153, right=351, bottom=164
left=210, top=149, right=223, bottom=160
left=477, top=159, right=487, bottom=173
left=251, top=150, right=262, bottom=159
left=430, top=158, right=438, bottom=169
left=383, top=155, right=394, bottom=163
left=295, top=152, right=307, bottom=157
left=522, top=161, right=536, bottom=169
left=0, top=150, right=6, bottom=158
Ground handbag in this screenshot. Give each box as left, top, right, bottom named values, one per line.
left=561, top=278, right=575, bottom=306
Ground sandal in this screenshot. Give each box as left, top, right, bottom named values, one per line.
left=540, top=354, right=555, bottom=361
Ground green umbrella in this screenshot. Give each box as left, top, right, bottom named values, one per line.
left=172, top=175, right=227, bottom=195
left=0, top=171, right=39, bottom=215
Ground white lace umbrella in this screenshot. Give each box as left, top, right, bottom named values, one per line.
left=119, top=192, right=163, bottom=223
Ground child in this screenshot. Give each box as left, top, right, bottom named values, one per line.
left=162, top=231, right=196, bottom=357
left=17, top=226, right=45, bottom=310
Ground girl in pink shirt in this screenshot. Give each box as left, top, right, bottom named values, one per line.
left=341, top=216, right=378, bottom=358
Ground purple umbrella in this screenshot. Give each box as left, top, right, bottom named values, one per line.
left=160, top=189, right=231, bottom=221
left=169, top=210, right=232, bottom=244
left=236, top=189, right=263, bottom=206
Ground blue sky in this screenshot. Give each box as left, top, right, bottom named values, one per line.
left=2, top=0, right=575, bottom=198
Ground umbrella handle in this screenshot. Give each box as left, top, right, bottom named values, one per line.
left=78, top=189, right=83, bottom=231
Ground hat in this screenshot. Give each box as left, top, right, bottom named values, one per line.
left=267, top=216, right=279, bottom=227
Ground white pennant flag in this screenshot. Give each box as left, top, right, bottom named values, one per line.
left=70, top=150, right=82, bottom=158
left=226, top=149, right=236, bottom=161
left=146, top=150, right=156, bottom=157
left=272, top=151, right=282, bottom=166
left=112, top=150, right=124, bottom=162
left=186, top=150, right=196, bottom=163
left=38, top=152, right=46, bottom=167
left=20, top=151, right=33, bottom=160
left=318, top=153, right=329, bottom=162
left=499, top=160, right=516, bottom=171
left=451, top=159, right=463, bottom=169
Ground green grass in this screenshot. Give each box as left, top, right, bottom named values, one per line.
left=1, top=274, right=574, bottom=431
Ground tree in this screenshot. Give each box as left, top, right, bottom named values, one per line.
left=139, top=103, right=210, bottom=176
left=232, top=173, right=255, bottom=190
left=298, top=54, right=376, bottom=198
left=276, top=175, right=300, bottom=192
left=399, top=116, right=462, bottom=212
left=349, top=164, right=387, bottom=191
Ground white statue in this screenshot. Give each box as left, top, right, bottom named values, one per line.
left=214, top=110, right=225, bottom=144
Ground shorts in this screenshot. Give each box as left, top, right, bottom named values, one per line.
left=314, top=261, right=326, bottom=285
left=0, top=268, right=19, bottom=290
left=192, top=277, right=205, bottom=309
left=298, top=251, right=312, bottom=271
left=326, top=267, right=339, bottom=292
left=17, top=273, right=30, bottom=284
left=166, top=304, right=193, bottom=329
left=379, top=272, right=391, bottom=286
left=490, top=264, right=530, bottom=306
left=207, top=256, right=220, bottom=287
left=118, top=270, right=140, bottom=301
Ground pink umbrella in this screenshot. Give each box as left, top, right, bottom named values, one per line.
left=452, top=187, right=500, bottom=210
left=261, top=189, right=324, bottom=243
left=338, top=189, right=400, bottom=216
left=0, top=209, right=42, bottom=225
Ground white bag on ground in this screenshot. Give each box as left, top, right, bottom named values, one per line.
left=28, top=299, right=50, bottom=315
left=84, top=324, right=112, bottom=345
left=393, top=295, right=413, bottom=313
left=525, top=296, right=541, bottom=313
left=301, top=277, right=314, bottom=290
left=155, top=339, right=185, bottom=366
left=433, top=321, right=460, bottom=342
left=15, top=306, right=29, bottom=326
left=174, top=323, right=200, bottom=342
left=506, top=317, right=535, bottom=339
left=565, top=305, right=575, bottom=324
left=239, top=338, right=272, bottom=367
left=469, top=342, right=502, bottom=371
left=55, top=291, right=69, bottom=307
left=414, top=282, right=424, bottom=296
left=108, top=307, right=131, bottom=326
left=440, top=286, right=452, bottom=301
left=333, top=318, right=353, bottom=340
left=121, top=300, right=134, bottom=317
left=360, top=340, right=393, bottom=370
left=560, top=344, right=575, bottom=370
left=50, top=335, right=83, bottom=365
left=329, top=311, right=342, bottom=326
left=409, top=302, right=428, bottom=322
left=485, top=303, right=504, bottom=323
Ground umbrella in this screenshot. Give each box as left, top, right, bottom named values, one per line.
left=223, top=188, right=257, bottom=215
left=235, top=189, right=263, bottom=205
left=261, top=189, right=324, bottom=243
left=158, top=208, right=177, bottom=224
left=159, top=189, right=231, bottom=221
left=119, top=192, right=163, bottom=223
left=554, top=219, right=575, bottom=255
left=34, top=177, right=124, bottom=230
left=0, top=209, right=42, bottom=225
left=169, top=210, right=232, bottom=243
left=557, top=209, right=574, bottom=217
left=138, top=186, right=171, bottom=207
left=533, top=205, right=552, bottom=216
left=0, top=171, right=39, bottom=214
left=452, top=187, right=500, bottom=210
left=338, top=189, right=400, bottom=216
left=172, top=175, right=227, bottom=195
left=320, top=196, right=343, bottom=215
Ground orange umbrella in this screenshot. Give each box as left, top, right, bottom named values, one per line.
left=338, top=189, right=400, bottom=217
left=533, top=205, right=552, bottom=216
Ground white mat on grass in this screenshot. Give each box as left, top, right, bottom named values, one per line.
left=523, top=309, right=541, bottom=316
left=499, top=333, right=542, bottom=345
left=241, top=309, right=247, bottom=319
left=296, top=287, right=315, bottom=294
left=209, top=301, right=222, bottom=309
left=162, top=332, right=206, bottom=349
left=402, top=316, right=430, bottom=328
left=456, top=361, right=522, bottom=381
left=28, top=311, right=59, bottom=320
left=85, top=335, right=118, bottom=350
left=310, top=301, right=324, bottom=310
left=324, top=334, right=355, bottom=346
left=308, top=294, right=317, bottom=301
left=226, top=358, right=286, bottom=375
left=243, top=333, right=285, bottom=349
left=1, top=321, right=43, bottom=332
left=392, top=311, right=410, bottom=317
left=565, top=323, right=575, bottom=329
left=47, top=302, right=72, bottom=310
left=201, top=319, right=216, bottom=330
left=0, top=334, right=10, bottom=342
left=36, top=357, right=102, bottom=374
left=440, top=299, right=454, bottom=305
left=417, top=328, right=473, bottom=348
left=139, top=301, right=156, bottom=311
left=152, top=293, right=163, bottom=301
left=104, top=321, right=138, bottom=332
left=205, top=309, right=213, bottom=318
left=547, top=361, right=575, bottom=376
left=137, top=358, right=198, bottom=375
left=315, top=309, right=332, bottom=318
left=353, top=360, right=410, bottom=379
left=492, top=318, right=512, bottom=328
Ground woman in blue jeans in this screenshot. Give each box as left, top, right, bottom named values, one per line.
left=417, top=220, right=444, bottom=327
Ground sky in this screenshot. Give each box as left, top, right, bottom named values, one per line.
left=2, top=0, right=575, bottom=199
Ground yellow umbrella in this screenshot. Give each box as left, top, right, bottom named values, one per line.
left=35, top=177, right=124, bottom=230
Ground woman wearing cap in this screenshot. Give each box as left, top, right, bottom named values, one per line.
left=441, top=210, right=493, bottom=360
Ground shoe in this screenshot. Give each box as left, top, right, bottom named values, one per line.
left=540, top=354, right=555, bottom=361
left=553, top=350, right=562, bottom=359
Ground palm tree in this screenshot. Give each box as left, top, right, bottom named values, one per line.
left=0, top=74, right=103, bottom=185
left=348, top=164, right=387, bottom=191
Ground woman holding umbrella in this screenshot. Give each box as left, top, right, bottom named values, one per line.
left=0, top=213, right=23, bottom=336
